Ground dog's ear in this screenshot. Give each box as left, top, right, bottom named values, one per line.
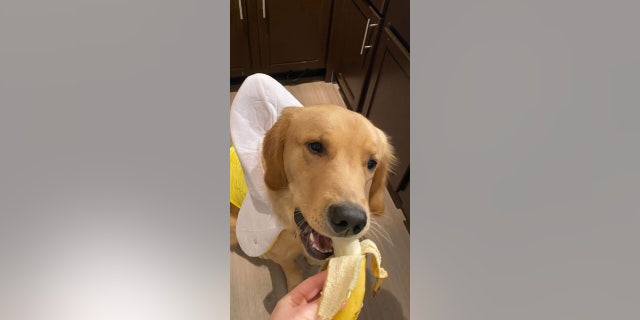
left=369, top=130, right=397, bottom=215
left=262, top=108, right=295, bottom=190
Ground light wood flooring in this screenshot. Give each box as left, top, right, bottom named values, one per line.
left=230, top=79, right=410, bottom=320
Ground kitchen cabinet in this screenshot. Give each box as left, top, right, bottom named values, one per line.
left=361, top=0, right=411, bottom=228
left=383, top=0, right=409, bottom=48
left=230, top=0, right=333, bottom=77
left=325, top=0, right=382, bottom=110
left=396, top=177, right=409, bottom=229
left=230, top=0, right=252, bottom=77
left=362, top=28, right=409, bottom=195
left=367, top=0, right=387, bottom=15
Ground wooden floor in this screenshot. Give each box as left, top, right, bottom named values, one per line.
left=229, top=77, right=347, bottom=109
left=230, top=79, right=410, bottom=320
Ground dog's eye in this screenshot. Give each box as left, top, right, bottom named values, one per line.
left=307, top=142, right=324, bottom=154
left=367, top=159, right=377, bottom=171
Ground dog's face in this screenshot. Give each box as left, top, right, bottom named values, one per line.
left=262, top=104, right=395, bottom=261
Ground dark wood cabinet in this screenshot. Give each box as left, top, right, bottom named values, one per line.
left=384, top=0, right=409, bottom=48
left=344, top=0, right=409, bottom=226
left=367, top=0, right=387, bottom=15
left=230, top=0, right=252, bottom=77
left=326, top=0, right=381, bottom=110
left=396, top=177, right=409, bottom=229
left=230, top=0, right=333, bottom=77
left=362, top=28, right=409, bottom=194
left=256, top=0, right=333, bottom=74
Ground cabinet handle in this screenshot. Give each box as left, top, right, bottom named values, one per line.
left=360, top=19, right=378, bottom=55
left=238, top=0, right=243, bottom=20
left=262, top=0, right=266, bottom=19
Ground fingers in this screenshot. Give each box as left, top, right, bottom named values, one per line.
left=287, top=270, right=328, bottom=306
left=295, top=290, right=347, bottom=320
left=295, top=296, right=323, bottom=320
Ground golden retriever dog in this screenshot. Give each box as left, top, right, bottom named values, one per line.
left=231, top=104, right=395, bottom=291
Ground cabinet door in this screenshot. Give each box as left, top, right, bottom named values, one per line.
left=367, top=0, right=387, bottom=15
left=362, top=28, right=409, bottom=192
left=328, top=0, right=381, bottom=110
left=230, top=0, right=253, bottom=77
left=256, top=0, right=333, bottom=74
left=385, top=0, right=409, bottom=48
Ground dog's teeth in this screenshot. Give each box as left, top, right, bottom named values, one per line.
left=310, top=232, right=316, bottom=243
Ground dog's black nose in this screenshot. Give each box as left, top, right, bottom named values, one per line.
left=327, top=203, right=367, bottom=236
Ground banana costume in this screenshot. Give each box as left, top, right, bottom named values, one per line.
left=230, top=73, right=302, bottom=257
left=229, top=146, right=247, bottom=209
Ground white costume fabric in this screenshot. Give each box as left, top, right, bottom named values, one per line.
left=230, top=73, right=303, bottom=257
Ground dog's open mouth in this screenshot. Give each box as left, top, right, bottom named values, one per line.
left=294, top=209, right=334, bottom=260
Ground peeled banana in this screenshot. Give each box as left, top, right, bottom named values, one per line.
left=317, top=237, right=388, bottom=320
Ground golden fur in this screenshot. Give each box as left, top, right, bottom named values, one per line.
left=231, top=104, right=395, bottom=291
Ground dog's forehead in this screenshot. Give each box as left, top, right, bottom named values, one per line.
left=292, top=106, right=376, bottom=135
left=288, top=105, right=382, bottom=154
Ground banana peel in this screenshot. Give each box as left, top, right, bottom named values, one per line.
left=317, top=238, right=388, bottom=320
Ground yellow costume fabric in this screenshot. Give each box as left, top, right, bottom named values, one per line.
left=229, top=146, right=248, bottom=208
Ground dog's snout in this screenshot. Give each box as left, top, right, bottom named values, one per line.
left=327, top=203, right=367, bottom=236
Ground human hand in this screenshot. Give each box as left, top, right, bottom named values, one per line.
left=269, top=270, right=329, bottom=320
